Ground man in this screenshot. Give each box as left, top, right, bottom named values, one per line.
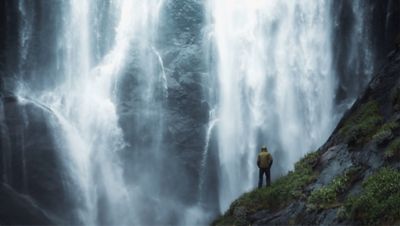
left=257, top=146, right=273, bottom=188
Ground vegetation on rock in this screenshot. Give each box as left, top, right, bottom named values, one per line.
left=308, top=166, right=362, bottom=209
left=343, top=167, right=400, bottom=225
left=384, top=137, right=400, bottom=160
left=213, top=151, right=320, bottom=226
left=339, top=100, right=383, bottom=146
left=372, top=121, right=398, bottom=144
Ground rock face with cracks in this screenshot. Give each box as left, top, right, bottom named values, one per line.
left=0, top=96, right=79, bottom=225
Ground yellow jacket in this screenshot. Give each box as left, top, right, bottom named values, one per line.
left=257, top=150, right=273, bottom=169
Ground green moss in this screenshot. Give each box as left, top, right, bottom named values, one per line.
left=339, top=101, right=383, bottom=146
left=213, top=151, right=320, bottom=226
left=308, top=166, right=362, bottom=209
left=372, top=121, right=398, bottom=144
left=344, top=167, right=400, bottom=225
left=384, top=137, right=400, bottom=159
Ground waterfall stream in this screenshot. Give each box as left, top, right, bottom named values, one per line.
left=15, top=0, right=164, bottom=225
left=207, top=0, right=338, bottom=212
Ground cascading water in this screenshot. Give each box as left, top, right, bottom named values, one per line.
left=15, top=0, right=165, bottom=225
left=206, top=0, right=337, bottom=212
left=197, top=110, right=218, bottom=206
left=31, top=0, right=136, bottom=224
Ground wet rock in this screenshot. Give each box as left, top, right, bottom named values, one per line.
left=233, top=206, right=248, bottom=225
left=252, top=202, right=306, bottom=226
left=351, top=144, right=384, bottom=170
left=115, top=0, right=210, bottom=210
left=315, top=144, right=352, bottom=186
left=0, top=183, right=56, bottom=225
left=252, top=212, right=280, bottom=226
left=249, top=210, right=272, bottom=222
left=0, top=96, right=76, bottom=224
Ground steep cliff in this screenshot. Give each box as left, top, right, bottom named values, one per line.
left=213, top=46, right=400, bottom=225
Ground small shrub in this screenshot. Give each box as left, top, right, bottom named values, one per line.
left=308, top=186, right=337, bottom=208
left=295, top=151, right=320, bottom=172
left=339, top=101, right=383, bottom=146
left=344, top=167, right=400, bottom=225
left=384, top=137, right=400, bottom=159
left=308, top=166, right=362, bottom=209
left=372, top=121, right=398, bottom=144
left=336, top=205, right=348, bottom=220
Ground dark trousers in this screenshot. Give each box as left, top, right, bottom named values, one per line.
left=258, top=168, right=271, bottom=188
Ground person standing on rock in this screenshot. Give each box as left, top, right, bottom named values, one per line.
left=257, top=146, right=273, bottom=188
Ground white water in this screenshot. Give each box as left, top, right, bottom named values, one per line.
left=347, top=0, right=374, bottom=90
left=152, top=46, right=169, bottom=96
left=207, top=0, right=336, bottom=212
left=16, top=0, right=164, bottom=224
left=197, top=112, right=218, bottom=206
left=38, top=0, right=134, bottom=224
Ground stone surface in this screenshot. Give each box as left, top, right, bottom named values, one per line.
left=0, top=96, right=77, bottom=225
left=0, top=183, right=56, bottom=225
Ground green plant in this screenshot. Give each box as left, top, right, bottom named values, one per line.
left=344, top=167, right=400, bottom=225
left=308, top=166, right=362, bottom=209
left=295, top=151, right=320, bottom=171
left=384, top=137, right=400, bottom=159
left=372, top=121, right=398, bottom=144
left=339, top=101, right=383, bottom=146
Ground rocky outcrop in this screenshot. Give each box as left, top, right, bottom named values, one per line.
left=213, top=47, right=400, bottom=225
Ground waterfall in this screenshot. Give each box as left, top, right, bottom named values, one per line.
left=35, top=0, right=134, bottom=224
left=206, top=0, right=336, bottom=212
left=3, top=0, right=394, bottom=225
left=15, top=0, right=165, bottom=224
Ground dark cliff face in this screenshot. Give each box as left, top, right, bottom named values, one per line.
left=213, top=48, right=400, bottom=225
left=0, top=0, right=64, bottom=91
left=0, top=97, right=82, bottom=225
left=332, top=0, right=400, bottom=106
